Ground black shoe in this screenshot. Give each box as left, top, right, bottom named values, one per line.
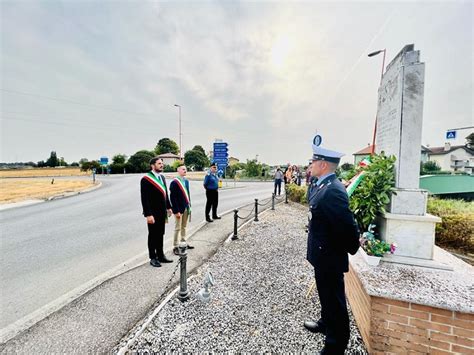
left=173, top=247, right=179, bottom=255
left=186, top=244, right=195, bottom=249
left=212, top=215, right=221, bottom=220
left=150, top=258, right=161, bottom=267
left=158, top=256, right=173, bottom=263
left=304, top=320, right=326, bottom=334
left=206, top=217, right=214, bottom=222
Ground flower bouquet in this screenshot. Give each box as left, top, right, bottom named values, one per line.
left=359, top=224, right=396, bottom=266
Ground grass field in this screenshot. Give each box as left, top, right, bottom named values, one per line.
left=0, top=179, right=95, bottom=203
left=0, top=167, right=88, bottom=178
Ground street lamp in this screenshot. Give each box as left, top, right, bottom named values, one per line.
left=368, top=49, right=387, bottom=154
left=174, top=104, right=182, bottom=159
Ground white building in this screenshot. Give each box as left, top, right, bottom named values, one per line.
left=427, top=143, right=474, bottom=174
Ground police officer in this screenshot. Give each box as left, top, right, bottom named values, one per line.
left=304, top=135, right=360, bottom=354
left=203, top=162, right=220, bottom=222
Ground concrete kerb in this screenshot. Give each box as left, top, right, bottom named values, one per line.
left=0, top=181, right=102, bottom=212
left=0, top=195, right=279, bottom=345
left=116, top=199, right=283, bottom=355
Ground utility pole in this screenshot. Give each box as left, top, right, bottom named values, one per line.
left=174, top=104, right=182, bottom=159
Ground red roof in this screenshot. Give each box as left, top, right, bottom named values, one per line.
left=353, top=145, right=374, bottom=155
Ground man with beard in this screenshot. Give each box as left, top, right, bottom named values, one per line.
left=140, top=157, right=173, bottom=267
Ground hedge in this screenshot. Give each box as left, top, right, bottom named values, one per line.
left=427, top=198, right=474, bottom=253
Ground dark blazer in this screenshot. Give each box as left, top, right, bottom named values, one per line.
left=170, top=178, right=191, bottom=214
left=140, top=173, right=171, bottom=218
left=307, top=174, right=360, bottom=273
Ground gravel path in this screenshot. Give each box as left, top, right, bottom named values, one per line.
left=127, top=203, right=367, bottom=354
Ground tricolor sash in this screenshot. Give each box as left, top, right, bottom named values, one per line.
left=173, top=177, right=191, bottom=212
left=144, top=172, right=167, bottom=199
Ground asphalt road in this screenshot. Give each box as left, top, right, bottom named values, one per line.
left=0, top=174, right=274, bottom=330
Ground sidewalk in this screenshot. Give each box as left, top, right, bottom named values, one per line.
left=0, top=202, right=261, bottom=353
left=117, top=203, right=367, bottom=354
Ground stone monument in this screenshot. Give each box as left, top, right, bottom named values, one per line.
left=374, top=44, right=447, bottom=269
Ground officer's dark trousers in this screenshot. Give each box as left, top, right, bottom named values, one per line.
left=315, top=269, right=350, bottom=354
left=274, top=179, right=282, bottom=195
left=205, top=189, right=219, bottom=218
left=147, top=218, right=165, bottom=260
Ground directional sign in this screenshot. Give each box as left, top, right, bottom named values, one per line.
left=213, top=142, right=229, bottom=167
left=99, top=156, right=109, bottom=166
left=446, top=130, right=456, bottom=140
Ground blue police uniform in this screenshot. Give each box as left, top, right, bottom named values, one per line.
left=203, top=165, right=220, bottom=221
left=305, top=136, right=360, bottom=354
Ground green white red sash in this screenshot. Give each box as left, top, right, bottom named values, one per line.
left=173, top=177, right=191, bottom=212
left=144, top=172, right=167, bottom=199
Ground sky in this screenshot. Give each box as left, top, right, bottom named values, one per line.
left=1, top=0, right=472, bottom=165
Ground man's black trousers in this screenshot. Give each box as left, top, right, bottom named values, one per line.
left=147, top=218, right=165, bottom=260
left=314, top=269, right=350, bottom=353
left=205, top=189, right=219, bottom=218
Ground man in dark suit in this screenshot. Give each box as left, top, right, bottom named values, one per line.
left=304, top=135, right=360, bottom=354
left=170, top=164, right=194, bottom=255
left=140, top=157, right=173, bottom=267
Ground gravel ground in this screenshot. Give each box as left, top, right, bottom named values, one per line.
left=127, top=203, right=367, bottom=354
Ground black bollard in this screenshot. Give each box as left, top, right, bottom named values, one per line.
left=285, top=187, right=288, bottom=204
left=271, top=193, right=275, bottom=210
left=254, top=199, right=259, bottom=222
left=232, top=210, right=238, bottom=240
left=178, top=243, right=189, bottom=302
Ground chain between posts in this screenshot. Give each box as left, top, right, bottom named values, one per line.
left=159, top=258, right=182, bottom=300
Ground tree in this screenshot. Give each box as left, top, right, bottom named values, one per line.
left=128, top=150, right=155, bottom=173
left=192, top=145, right=206, bottom=156
left=112, top=154, right=127, bottom=165
left=422, top=160, right=441, bottom=174
left=155, top=138, right=179, bottom=155
left=81, top=160, right=101, bottom=172
left=37, top=160, right=46, bottom=167
left=244, top=159, right=262, bottom=177
left=45, top=151, right=59, bottom=167
left=341, top=163, right=354, bottom=171
left=184, top=149, right=209, bottom=171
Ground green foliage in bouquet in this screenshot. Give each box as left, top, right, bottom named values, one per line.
left=349, top=153, right=396, bottom=233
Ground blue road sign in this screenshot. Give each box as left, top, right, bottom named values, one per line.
left=213, top=142, right=228, bottom=147
left=100, top=156, right=109, bottom=166
left=446, top=130, right=456, bottom=140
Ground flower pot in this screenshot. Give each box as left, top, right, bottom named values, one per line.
left=359, top=248, right=382, bottom=266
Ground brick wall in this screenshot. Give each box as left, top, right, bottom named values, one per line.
left=346, top=266, right=474, bottom=354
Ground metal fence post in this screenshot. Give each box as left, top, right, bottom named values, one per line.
left=254, top=199, right=259, bottom=222
left=285, top=186, right=288, bottom=204
left=232, top=210, right=239, bottom=240
left=178, top=243, right=189, bottom=302
left=272, top=193, right=275, bottom=210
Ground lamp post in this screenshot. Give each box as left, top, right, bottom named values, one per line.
left=174, top=104, right=182, bottom=159
left=368, top=49, right=386, bottom=155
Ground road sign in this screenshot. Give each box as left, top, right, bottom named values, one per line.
left=213, top=142, right=229, bottom=166
left=446, top=130, right=456, bottom=140
left=100, top=157, right=109, bottom=166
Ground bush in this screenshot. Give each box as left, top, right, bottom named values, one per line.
left=286, top=184, right=307, bottom=204
left=349, top=153, right=396, bottom=233
left=427, top=198, right=474, bottom=253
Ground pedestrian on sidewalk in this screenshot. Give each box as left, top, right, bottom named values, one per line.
left=273, top=166, right=283, bottom=195
left=304, top=135, right=360, bottom=354
left=203, top=162, right=220, bottom=223
left=170, top=164, right=194, bottom=255
left=140, top=157, right=174, bottom=267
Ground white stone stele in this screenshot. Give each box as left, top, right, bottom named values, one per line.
left=375, top=44, right=425, bottom=191
left=389, top=188, right=428, bottom=216
left=376, top=212, right=452, bottom=271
